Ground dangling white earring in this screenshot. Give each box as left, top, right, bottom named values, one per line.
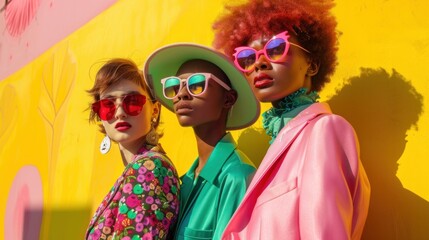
left=100, top=136, right=111, bottom=154
left=145, top=117, right=159, bottom=146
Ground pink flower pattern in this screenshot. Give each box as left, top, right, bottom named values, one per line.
left=86, top=149, right=180, bottom=240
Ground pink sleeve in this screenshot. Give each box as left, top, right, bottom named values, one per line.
left=299, top=115, right=362, bottom=239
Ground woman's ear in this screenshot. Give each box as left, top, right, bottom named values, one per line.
left=224, top=89, right=237, bottom=109
left=152, top=102, right=161, bottom=119
left=306, top=60, right=320, bottom=77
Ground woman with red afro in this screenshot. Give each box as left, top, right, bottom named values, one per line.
left=213, top=0, right=370, bottom=239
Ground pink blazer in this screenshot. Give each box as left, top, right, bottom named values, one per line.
left=222, top=103, right=370, bottom=240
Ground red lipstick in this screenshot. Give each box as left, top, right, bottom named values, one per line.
left=115, top=122, right=131, bottom=131
left=254, top=73, right=274, bottom=88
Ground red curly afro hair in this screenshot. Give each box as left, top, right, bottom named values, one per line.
left=213, top=0, right=338, bottom=92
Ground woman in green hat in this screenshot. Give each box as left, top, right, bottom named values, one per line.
left=144, top=43, right=260, bottom=240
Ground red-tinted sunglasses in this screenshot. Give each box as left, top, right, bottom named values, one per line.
left=92, top=94, right=146, bottom=121
left=233, top=31, right=310, bottom=73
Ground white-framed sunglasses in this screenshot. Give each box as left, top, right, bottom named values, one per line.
left=160, top=73, right=231, bottom=99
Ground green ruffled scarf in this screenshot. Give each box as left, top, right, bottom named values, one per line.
left=262, top=88, right=319, bottom=144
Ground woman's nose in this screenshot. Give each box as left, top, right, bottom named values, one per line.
left=175, top=83, right=191, bottom=100
left=254, top=54, right=272, bottom=72
left=114, top=101, right=127, bottom=119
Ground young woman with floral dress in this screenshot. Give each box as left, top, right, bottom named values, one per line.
left=86, top=58, right=180, bottom=240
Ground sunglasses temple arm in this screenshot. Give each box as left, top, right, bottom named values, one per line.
left=289, top=42, right=310, bottom=53
left=211, top=75, right=231, bottom=91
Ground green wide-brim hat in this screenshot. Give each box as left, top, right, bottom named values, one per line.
left=143, top=43, right=260, bottom=130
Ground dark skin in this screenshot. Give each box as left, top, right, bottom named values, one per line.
left=173, top=60, right=237, bottom=177
left=244, top=33, right=319, bottom=107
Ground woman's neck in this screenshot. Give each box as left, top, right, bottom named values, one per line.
left=118, top=137, right=146, bottom=166
left=193, top=124, right=226, bottom=176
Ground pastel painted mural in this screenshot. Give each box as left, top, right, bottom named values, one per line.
left=1, top=0, right=428, bottom=239
left=5, top=166, right=43, bottom=240
left=0, top=0, right=118, bottom=79
left=4, top=0, right=41, bottom=37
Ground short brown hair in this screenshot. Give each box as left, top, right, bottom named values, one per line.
left=87, top=58, right=159, bottom=133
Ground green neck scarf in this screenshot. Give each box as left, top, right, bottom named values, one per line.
left=262, top=88, right=319, bottom=144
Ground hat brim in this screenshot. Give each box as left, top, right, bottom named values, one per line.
left=144, top=43, right=260, bottom=130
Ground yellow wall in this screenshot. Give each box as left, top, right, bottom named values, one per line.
left=1, top=0, right=428, bottom=239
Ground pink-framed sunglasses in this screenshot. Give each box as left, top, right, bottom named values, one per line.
left=233, top=31, right=311, bottom=73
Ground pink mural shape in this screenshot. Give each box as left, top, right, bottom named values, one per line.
left=4, top=0, right=41, bottom=37
left=0, top=0, right=118, bottom=80
left=5, top=165, right=43, bottom=240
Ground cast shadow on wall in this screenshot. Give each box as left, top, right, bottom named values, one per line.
left=237, top=127, right=271, bottom=168
left=328, top=68, right=428, bottom=240
left=23, top=207, right=91, bottom=240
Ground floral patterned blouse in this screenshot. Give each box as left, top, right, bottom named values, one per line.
left=86, top=145, right=180, bottom=240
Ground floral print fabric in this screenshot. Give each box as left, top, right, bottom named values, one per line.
left=86, top=149, right=180, bottom=240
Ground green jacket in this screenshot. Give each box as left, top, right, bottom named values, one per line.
left=174, top=133, right=255, bottom=240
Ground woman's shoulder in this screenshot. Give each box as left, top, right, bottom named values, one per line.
left=135, top=149, right=169, bottom=161
left=133, top=148, right=177, bottom=173
left=310, top=112, right=355, bottom=132
left=303, top=112, right=359, bottom=150
left=220, top=150, right=256, bottom=179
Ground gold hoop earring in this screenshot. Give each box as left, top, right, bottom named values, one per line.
left=145, top=117, right=159, bottom=146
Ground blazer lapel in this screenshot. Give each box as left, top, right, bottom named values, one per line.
left=246, top=121, right=309, bottom=192
left=243, top=103, right=331, bottom=201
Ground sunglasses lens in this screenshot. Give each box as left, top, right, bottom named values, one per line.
left=236, top=49, right=257, bottom=71
left=91, top=101, right=101, bottom=118
left=266, top=38, right=287, bottom=61
left=188, top=74, right=206, bottom=95
left=163, top=77, right=181, bottom=99
left=123, top=94, right=146, bottom=116
left=98, top=99, right=116, bottom=120
left=93, top=94, right=146, bottom=121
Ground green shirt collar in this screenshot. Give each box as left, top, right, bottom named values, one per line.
left=184, top=132, right=236, bottom=184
